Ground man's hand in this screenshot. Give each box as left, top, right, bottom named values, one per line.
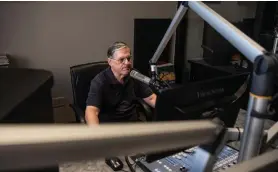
left=85, top=106, right=100, bottom=125
left=143, top=93, right=157, bottom=108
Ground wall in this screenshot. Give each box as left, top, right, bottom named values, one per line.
left=0, top=1, right=176, bottom=101
left=185, top=1, right=257, bottom=64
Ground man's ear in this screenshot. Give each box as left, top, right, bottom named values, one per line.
left=107, top=58, right=112, bottom=66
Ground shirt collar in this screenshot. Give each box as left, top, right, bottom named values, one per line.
left=106, top=67, right=130, bottom=85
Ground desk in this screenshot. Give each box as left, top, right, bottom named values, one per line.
left=0, top=68, right=58, bottom=172
left=0, top=68, right=54, bottom=123
left=188, top=59, right=250, bottom=82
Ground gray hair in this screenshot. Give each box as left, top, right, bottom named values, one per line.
left=107, top=41, right=129, bottom=58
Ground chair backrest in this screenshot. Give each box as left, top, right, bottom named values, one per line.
left=70, top=61, right=109, bottom=111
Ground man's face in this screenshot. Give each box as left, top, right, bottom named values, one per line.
left=108, top=47, right=132, bottom=76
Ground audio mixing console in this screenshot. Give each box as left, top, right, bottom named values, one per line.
left=132, top=145, right=239, bottom=172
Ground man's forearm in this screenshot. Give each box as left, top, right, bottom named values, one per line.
left=86, top=114, right=99, bottom=125
left=144, top=93, right=157, bottom=108
left=85, top=109, right=100, bottom=125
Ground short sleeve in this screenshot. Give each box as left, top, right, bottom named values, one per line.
left=86, top=79, right=103, bottom=109
left=134, top=79, right=153, bottom=98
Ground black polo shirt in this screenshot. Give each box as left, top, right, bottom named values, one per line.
left=86, top=67, right=153, bottom=122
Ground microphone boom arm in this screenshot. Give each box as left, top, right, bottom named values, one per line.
left=150, top=1, right=266, bottom=74
left=149, top=1, right=278, bottom=163
left=149, top=2, right=189, bottom=64
left=149, top=2, right=189, bottom=80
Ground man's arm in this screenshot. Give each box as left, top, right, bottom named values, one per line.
left=143, top=93, right=157, bottom=108
left=85, top=106, right=100, bottom=125
left=85, top=79, right=102, bottom=125
left=134, top=79, right=157, bottom=108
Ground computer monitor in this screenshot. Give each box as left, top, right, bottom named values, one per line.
left=154, top=73, right=249, bottom=127
left=141, top=73, right=249, bottom=163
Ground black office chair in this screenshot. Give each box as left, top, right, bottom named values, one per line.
left=70, top=61, right=153, bottom=123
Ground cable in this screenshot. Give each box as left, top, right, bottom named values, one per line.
left=125, top=156, right=135, bottom=172
left=133, top=163, right=137, bottom=172
left=120, top=170, right=130, bottom=172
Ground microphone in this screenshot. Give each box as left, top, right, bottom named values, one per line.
left=130, top=70, right=170, bottom=91
left=130, top=70, right=151, bottom=86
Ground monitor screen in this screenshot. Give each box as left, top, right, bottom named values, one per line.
left=154, top=73, right=249, bottom=127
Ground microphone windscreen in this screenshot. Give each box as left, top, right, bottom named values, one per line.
left=130, top=70, right=151, bottom=84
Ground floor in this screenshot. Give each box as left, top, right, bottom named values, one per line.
left=59, top=109, right=276, bottom=172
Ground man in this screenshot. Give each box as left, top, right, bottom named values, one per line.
left=85, top=42, right=157, bottom=125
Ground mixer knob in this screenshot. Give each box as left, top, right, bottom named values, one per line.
left=154, top=168, right=160, bottom=172
left=179, top=166, right=188, bottom=172
left=176, top=155, right=182, bottom=160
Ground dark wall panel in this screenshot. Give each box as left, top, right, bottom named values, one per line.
left=133, top=19, right=172, bottom=76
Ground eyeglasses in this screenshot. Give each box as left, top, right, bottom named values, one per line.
left=110, top=56, right=132, bottom=64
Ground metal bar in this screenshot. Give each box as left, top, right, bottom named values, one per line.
left=261, top=121, right=278, bottom=151
left=0, top=121, right=219, bottom=171
left=226, top=128, right=244, bottom=142
left=191, top=126, right=228, bottom=172
left=189, top=1, right=265, bottom=63
left=150, top=3, right=188, bottom=64
left=190, top=147, right=216, bottom=172
left=266, top=121, right=278, bottom=144
left=221, top=149, right=278, bottom=172
left=272, top=32, right=278, bottom=54
left=238, top=94, right=255, bottom=161
left=238, top=96, right=270, bottom=161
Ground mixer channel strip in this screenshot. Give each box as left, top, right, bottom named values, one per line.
left=134, top=145, right=239, bottom=172
left=213, top=146, right=239, bottom=171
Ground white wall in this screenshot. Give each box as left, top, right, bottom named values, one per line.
left=0, top=1, right=176, bottom=101
left=185, top=1, right=257, bottom=63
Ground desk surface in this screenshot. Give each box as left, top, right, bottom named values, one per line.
left=0, top=68, right=53, bottom=119
left=188, top=59, right=250, bottom=75
left=60, top=156, right=143, bottom=172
